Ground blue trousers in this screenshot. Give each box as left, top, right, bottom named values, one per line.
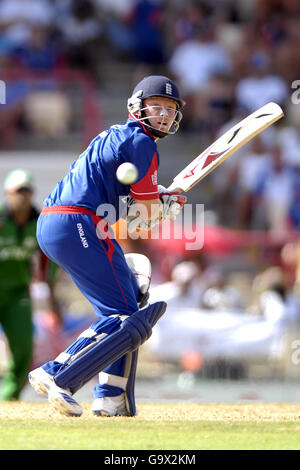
left=37, top=206, right=139, bottom=398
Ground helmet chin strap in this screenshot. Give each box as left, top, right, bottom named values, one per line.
left=143, top=117, right=169, bottom=139
left=129, top=111, right=170, bottom=139
left=147, top=125, right=169, bottom=139
left=137, top=106, right=181, bottom=138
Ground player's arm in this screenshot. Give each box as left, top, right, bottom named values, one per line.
left=124, top=137, right=186, bottom=231
left=126, top=196, right=161, bottom=233
left=131, top=190, right=186, bottom=220
left=127, top=188, right=186, bottom=233
left=125, top=142, right=162, bottom=225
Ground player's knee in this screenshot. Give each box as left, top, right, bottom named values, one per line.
left=122, top=301, right=167, bottom=348
left=125, top=253, right=151, bottom=306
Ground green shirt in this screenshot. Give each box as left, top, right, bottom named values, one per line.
left=0, top=204, right=40, bottom=288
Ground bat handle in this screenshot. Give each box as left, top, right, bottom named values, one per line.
left=167, top=184, right=183, bottom=193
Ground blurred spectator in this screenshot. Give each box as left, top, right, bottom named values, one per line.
left=92, top=0, right=135, bottom=60
left=252, top=266, right=300, bottom=326
left=126, top=0, right=167, bottom=75
left=235, top=136, right=273, bottom=229
left=255, top=145, right=296, bottom=233
left=13, top=25, right=65, bottom=71
left=255, top=0, right=300, bottom=27
left=0, top=0, right=55, bottom=52
left=281, top=242, right=300, bottom=295
left=288, top=177, right=300, bottom=232
left=276, top=110, right=300, bottom=169
left=150, top=260, right=203, bottom=309
left=200, top=265, right=246, bottom=311
left=168, top=19, right=232, bottom=130
left=168, top=19, right=232, bottom=94
left=235, top=50, right=288, bottom=113
left=0, top=169, right=61, bottom=400
left=171, top=0, right=211, bottom=45
left=23, top=90, right=71, bottom=138
left=208, top=128, right=271, bottom=228
left=192, top=72, right=235, bottom=136
left=56, top=0, right=104, bottom=80
left=274, top=16, right=300, bottom=83
left=0, top=52, right=30, bottom=148
left=94, top=0, right=135, bottom=16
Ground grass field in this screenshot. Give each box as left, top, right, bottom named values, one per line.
left=1, top=402, right=300, bottom=450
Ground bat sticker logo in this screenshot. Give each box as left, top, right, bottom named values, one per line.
left=183, top=148, right=229, bottom=178
left=227, top=112, right=273, bottom=144
left=255, top=113, right=272, bottom=119
left=227, top=126, right=242, bottom=144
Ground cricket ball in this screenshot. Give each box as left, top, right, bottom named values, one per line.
left=116, top=162, right=138, bottom=185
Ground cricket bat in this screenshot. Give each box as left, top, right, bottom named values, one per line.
left=168, top=102, right=284, bottom=193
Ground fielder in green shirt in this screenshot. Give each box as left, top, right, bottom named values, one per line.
left=0, top=169, right=61, bottom=401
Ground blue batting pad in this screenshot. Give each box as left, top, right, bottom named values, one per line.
left=125, top=350, right=139, bottom=416
left=54, top=301, right=166, bottom=393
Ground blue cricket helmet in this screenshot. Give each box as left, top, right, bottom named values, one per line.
left=131, top=75, right=185, bottom=109
left=127, top=75, right=185, bottom=137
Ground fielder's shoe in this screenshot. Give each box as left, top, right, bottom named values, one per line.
left=91, top=394, right=129, bottom=417
left=28, top=367, right=82, bottom=417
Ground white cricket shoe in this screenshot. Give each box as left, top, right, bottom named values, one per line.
left=28, top=367, right=54, bottom=397
left=28, top=367, right=82, bottom=417
left=48, top=387, right=83, bottom=417
left=91, top=394, right=129, bottom=417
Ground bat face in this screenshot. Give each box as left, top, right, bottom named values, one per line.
left=168, top=102, right=284, bottom=193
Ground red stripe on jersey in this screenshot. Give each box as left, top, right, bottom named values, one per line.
left=41, top=206, right=96, bottom=215
left=130, top=152, right=159, bottom=200
left=128, top=113, right=156, bottom=140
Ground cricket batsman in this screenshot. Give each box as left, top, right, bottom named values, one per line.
left=28, top=75, right=186, bottom=417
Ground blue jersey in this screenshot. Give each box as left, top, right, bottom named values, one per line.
left=44, top=118, right=160, bottom=222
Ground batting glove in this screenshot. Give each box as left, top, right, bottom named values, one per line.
left=126, top=188, right=187, bottom=233
left=126, top=196, right=149, bottom=233
left=157, top=185, right=187, bottom=221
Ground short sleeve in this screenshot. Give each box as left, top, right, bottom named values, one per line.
left=120, top=132, right=160, bottom=200
left=130, top=152, right=159, bottom=200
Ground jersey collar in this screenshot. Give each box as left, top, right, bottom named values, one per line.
left=128, top=114, right=157, bottom=140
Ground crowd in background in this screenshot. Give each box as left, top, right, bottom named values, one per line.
left=1, top=0, right=300, bottom=382
left=0, top=0, right=300, bottom=264
left=0, top=0, right=300, bottom=233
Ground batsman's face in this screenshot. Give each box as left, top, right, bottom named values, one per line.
left=143, top=97, right=178, bottom=133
